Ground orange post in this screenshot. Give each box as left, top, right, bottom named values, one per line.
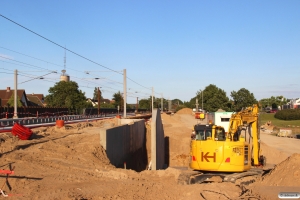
left=56, top=120, right=65, bottom=128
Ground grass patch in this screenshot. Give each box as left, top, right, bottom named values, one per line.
left=260, top=113, right=300, bottom=135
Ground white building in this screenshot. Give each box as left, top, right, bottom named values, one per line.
left=291, top=98, right=300, bottom=109
left=214, top=109, right=233, bottom=132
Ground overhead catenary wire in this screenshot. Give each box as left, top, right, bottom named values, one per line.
left=1, top=49, right=154, bottom=100
left=0, top=46, right=63, bottom=68
left=0, top=14, right=121, bottom=75
left=0, top=51, right=128, bottom=96
left=0, top=14, right=165, bottom=100
left=1, top=51, right=150, bottom=98
left=1, top=59, right=33, bottom=69
left=0, top=55, right=55, bottom=72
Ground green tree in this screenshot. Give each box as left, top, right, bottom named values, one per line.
left=183, top=101, right=192, bottom=108
left=230, top=88, right=257, bottom=112
left=269, top=96, right=277, bottom=108
left=172, top=99, right=183, bottom=106
left=112, top=91, right=123, bottom=109
left=159, top=98, right=168, bottom=111
left=267, top=96, right=287, bottom=109
left=139, top=98, right=151, bottom=110
left=7, top=93, right=23, bottom=107
left=100, top=103, right=115, bottom=108
left=259, top=98, right=270, bottom=109
left=150, top=96, right=165, bottom=109
left=93, top=87, right=103, bottom=101
left=190, top=84, right=231, bottom=112
left=45, top=81, right=92, bottom=114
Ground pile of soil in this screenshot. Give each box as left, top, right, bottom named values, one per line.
left=260, top=121, right=274, bottom=132
left=258, top=153, right=300, bottom=186
left=260, top=141, right=289, bottom=165
left=175, top=108, right=193, bottom=115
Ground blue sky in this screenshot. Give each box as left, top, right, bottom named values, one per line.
left=1, top=1, right=299, bottom=103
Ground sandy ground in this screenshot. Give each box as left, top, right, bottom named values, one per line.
left=260, top=133, right=300, bottom=156
left=0, top=108, right=299, bottom=199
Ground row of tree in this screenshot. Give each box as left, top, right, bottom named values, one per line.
left=134, top=84, right=290, bottom=113
left=31, top=81, right=289, bottom=114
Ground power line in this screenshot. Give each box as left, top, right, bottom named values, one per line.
left=0, top=55, right=55, bottom=72
left=0, top=71, right=14, bottom=75
left=0, top=54, right=81, bottom=75
left=126, top=76, right=152, bottom=91
left=71, top=76, right=124, bottom=93
left=0, top=45, right=119, bottom=78
left=0, top=46, right=63, bottom=68
left=0, top=14, right=165, bottom=98
left=0, top=14, right=122, bottom=75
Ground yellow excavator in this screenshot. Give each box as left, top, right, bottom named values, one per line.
left=187, top=104, right=266, bottom=184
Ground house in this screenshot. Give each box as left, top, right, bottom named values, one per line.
left=86, top=98, right=112, bottom=106
left=26, top=93, right=45, bottom=107
left=86, top=98, right=97, bottom=107
left=0, top=87, right=29, bottom=107
left=282, top=98, right=300, bottom=109
left=291, top=98, right=300, bottom=109
left=103, top=99, right=111, bottom=104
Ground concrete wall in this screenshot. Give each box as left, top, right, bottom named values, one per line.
left=151, top=108, right=165, bottom=170
left=99, top=119, right=146, bottom=170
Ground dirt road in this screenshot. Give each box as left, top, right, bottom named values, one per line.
left=260, top=131, right=300, bottom=156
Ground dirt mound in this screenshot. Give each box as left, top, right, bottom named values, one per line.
left=260, top=142, right=289, bottom=165
left=260, top=121, right=274, bottom=131
left=258, top=153, right=300, bottom=186
left=176, top=108, right=193, bottom=114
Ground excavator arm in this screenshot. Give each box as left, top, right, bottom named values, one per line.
left=227, top=104, right=263, bottom=166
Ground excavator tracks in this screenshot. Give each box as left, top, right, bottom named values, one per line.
left=223, top=168, right=264, bottom=183
left=177, top=168, right=265, bottom=185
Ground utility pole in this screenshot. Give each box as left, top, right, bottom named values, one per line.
left=152, top=87, right=154, bottom=112
left=161, top=93, right=163, bottom=112
left=136, top=97, right=139, bottom=113
left=202, top=90, right=203, bottom=111
left=195, top=98, right=199, bottom=111
left=123, top=69, right=127, bottom=118
left=13, top=69, right=18, bottom=118
left=97, top=87, right=101, bottom=115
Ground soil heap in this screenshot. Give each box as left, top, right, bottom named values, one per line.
left=258, top=153, right=300, bottom=186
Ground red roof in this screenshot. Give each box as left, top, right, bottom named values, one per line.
left=0, top=87, right=27, bottom=106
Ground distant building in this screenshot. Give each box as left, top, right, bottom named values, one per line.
left=86, top=98, right=112, bottom=106
left=214, top=109, right=233, bottom=132
left=291, top=98, right=300, bottom=109
left=282, top=98, right=300, bottom=109
left=27, top=93, right=45, bottom=107
left=0, top=87, right=29, bottom=106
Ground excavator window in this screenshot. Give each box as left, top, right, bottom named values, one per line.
left=195, top=129, right=212, bottom=140
left=215, top=128, right=226, bottom=141
left=195, top=130, right=205, bottom=140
